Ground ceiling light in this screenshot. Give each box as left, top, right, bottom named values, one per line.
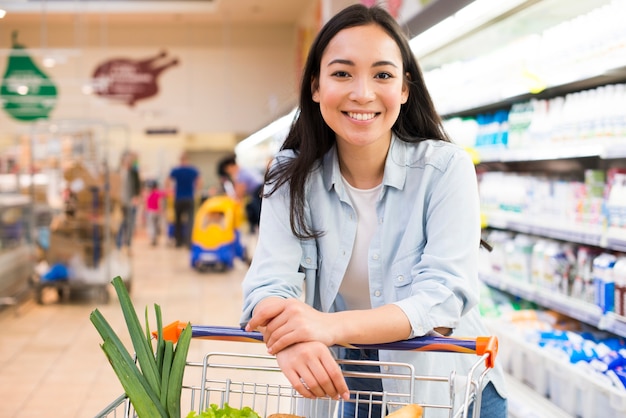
left=0, top=9, right=6, bottom=18
left=410, top=0, right=529, bottom=57
left=236, top=108, right=297, bottom=153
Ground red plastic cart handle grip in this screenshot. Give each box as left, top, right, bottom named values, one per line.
left=156, top=321, right=498, bottom=368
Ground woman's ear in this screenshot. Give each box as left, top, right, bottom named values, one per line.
left=401, top=72, right=410, bottom=104
left=311, top=77, right=320, bottom=103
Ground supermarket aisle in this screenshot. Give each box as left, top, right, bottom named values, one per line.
left=0, top=231, right=266, bottom=418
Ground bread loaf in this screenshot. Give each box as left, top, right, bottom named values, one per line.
left=385, top=404, right=423, bottom=418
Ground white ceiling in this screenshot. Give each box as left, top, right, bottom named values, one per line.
left=0, top=0, right=315, bottom=23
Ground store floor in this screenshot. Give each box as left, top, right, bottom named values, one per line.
left=0, top=229, right=575, bottom=418
left=0, top=230, right=268, bottom=418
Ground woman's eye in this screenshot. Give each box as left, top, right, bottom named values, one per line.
left=375, top=72, right=393, bottom=80
left=331, top=71, right=350, bottom=78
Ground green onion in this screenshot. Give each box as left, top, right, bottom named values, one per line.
left=111, top=276, right=162, bottom=398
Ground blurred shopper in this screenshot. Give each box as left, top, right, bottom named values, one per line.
left=240, top=5, right=507, bottom=418
left=217, top=154, right=264, bottom=233
left=166, top=152, right=201, bottom=248
left=115, top=150, right=142, bottom=252
left=144, top=179, right=168, bottom=246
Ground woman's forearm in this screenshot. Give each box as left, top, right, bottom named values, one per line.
left=330, top=304, right=412, bottom=345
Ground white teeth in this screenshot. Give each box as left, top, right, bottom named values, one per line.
left=347, top=112, right=376, bottom=121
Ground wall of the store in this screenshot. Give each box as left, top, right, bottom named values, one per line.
left=0, top=15, right=310, bottom=183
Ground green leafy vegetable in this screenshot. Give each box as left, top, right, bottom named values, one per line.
left=186, top=403, right=261, bottom=418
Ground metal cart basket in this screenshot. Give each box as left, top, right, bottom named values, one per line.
left=95, top=324, right=498, bottom=418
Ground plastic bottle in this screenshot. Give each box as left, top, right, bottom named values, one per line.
left=592, top=252, right=617, bottom=313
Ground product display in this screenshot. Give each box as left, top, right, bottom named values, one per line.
left=420, top=0, right=626, bottom=415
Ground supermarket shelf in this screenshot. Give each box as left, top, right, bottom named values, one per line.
left=483, top=211, right=626, bottom=254
left=441, top=64, right=626, bottom=118
left=475, top=137, right=626, bottom=163
left=480, top=272, right=626, bottom=337
left=482, top=211, right=605, bottom=248
left=505, top=372, right=573, bottom=418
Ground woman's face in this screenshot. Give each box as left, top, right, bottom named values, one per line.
left=312, top=24, right=408, bottom=151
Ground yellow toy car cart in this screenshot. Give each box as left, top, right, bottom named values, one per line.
left=190, top=195, right=248, bottom=271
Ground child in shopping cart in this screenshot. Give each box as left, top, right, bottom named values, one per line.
left=240, top=4, right=507, bottom=418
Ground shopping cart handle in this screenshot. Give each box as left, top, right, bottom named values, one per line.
left=157, top=321, right=498, bottom=368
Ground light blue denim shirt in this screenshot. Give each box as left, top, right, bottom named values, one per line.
left=240, top=135, right=506, bottom=412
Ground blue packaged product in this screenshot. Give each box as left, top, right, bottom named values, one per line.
left=601, top=348, right=626, bottom=370
left=593, top=253, right=617, bottom=313
left=606, top=367, right=626, bottom=389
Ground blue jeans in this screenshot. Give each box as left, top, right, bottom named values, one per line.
left=174, top=198, right=194, bottom=247
left=339, top=349, right=507, bottom=418
left=116, top=205, right=137, bottom=248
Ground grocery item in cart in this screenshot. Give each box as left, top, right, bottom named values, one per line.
left=90, top=276, right=192, bottom=418
left=385, top=404, right=423, bottom=417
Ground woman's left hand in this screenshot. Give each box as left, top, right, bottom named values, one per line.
left=275, top=340, right=350, bottom=400
left=246, top=297, right=337, bottom=355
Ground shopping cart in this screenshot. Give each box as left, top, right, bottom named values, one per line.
left=95, top=323, right=498, bottom=418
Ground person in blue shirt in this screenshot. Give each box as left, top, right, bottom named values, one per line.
left=166, top=152, right=201, bottom=248
left=240, top=4, right=507, bottom=418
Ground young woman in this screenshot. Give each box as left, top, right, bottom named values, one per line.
left=240, top=4, right=507, bottom=418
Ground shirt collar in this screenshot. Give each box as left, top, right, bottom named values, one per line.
left=322, top=133, right=407, bottom=192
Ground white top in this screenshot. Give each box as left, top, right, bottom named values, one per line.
left=339, top=177, right=382, bottom=310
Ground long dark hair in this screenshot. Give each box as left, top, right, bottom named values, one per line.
left=265, top=4, right=449, bottom=240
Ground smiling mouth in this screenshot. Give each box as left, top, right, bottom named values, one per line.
left=345, top=111, right=378, bottom=121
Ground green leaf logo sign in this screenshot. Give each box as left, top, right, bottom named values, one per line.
left=1, top=32, right=58, bottom=122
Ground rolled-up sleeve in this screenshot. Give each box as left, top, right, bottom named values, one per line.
left=392, top=147, right=481, bottom=337
left=240, top=168, right=306, bottom=327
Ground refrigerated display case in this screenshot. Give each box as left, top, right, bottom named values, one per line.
left=0, top=193, right=34, bottom=309
left=410, top=0, right=626, bottom=416
left=21, top=120, right=132, bottom=303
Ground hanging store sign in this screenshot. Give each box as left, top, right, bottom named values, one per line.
left=91, top=50, right=178, bottom=107
left=0, top=32, right=58, bottom=122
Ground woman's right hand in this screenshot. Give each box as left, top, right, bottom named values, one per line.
left=275, top=341, right=350, bottom=401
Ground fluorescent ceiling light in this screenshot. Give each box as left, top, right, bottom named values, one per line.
left=0, top=1, right=220, bottom=14
left=0, top=9, right=6, bottom=18
left=410, top=0, right=529, bottom=57
left=236, top=108, right=297, bottom=153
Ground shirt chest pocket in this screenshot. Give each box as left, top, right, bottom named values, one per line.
left=390, top=249, right=420, bottom=299
left=300, top=242, right=319, bottom=274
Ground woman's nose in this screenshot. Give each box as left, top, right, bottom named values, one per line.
left=349, top=78, right=375, bottom=103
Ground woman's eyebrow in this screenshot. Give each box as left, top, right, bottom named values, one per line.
left=327, top=58, right=354, bottom=66
left=327, top=59, right=398, bottom=68
left=373, top=60, right=398, bottom=68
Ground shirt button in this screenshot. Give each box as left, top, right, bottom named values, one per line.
left=397, top=275, right=404, bottom=282
left=374, top=290, right=381, bottom=297
left=305, top=257, right=312, bottom=264
left=372, top=254, right=379, bottom=260
left=382, top=365, right=389, bottom=372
